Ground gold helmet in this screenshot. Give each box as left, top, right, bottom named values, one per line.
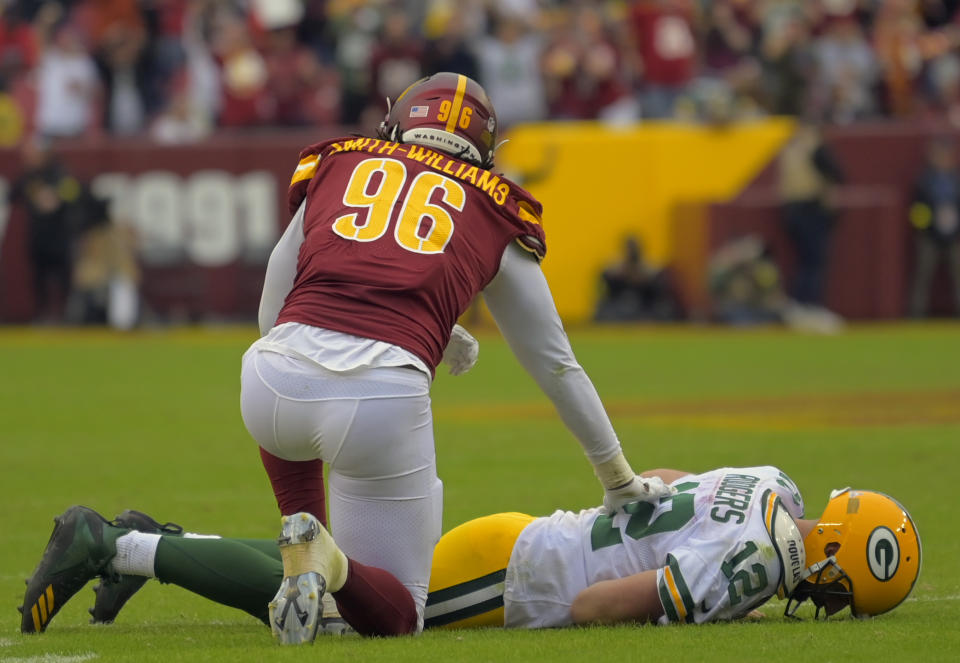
left=785, top=488, right=921, bottom=619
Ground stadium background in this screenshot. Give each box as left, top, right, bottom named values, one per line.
left=3, top=0, right=960, bottom=323
left=5, top=119, right=959, bottom=322
left=2, top=1, right=960, bottom=661
left=1, top=120, right=803, bottom=322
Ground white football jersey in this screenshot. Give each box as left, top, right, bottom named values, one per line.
left=503, top=466, right=805, bottom=628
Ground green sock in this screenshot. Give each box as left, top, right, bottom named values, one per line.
left=154, top=537, right=282, bottom=624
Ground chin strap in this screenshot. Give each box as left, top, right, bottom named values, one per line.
left=801, top=555, right=838, bottom=582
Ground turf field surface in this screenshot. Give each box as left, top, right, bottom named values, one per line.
left=1, top=323, right=958, bottom=662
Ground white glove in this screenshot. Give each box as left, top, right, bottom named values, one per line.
left=441, top=324, right=479, bottom=376
left=602, top=475, right=677, bottom=513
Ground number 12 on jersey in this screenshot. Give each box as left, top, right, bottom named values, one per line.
left=721, top=541, right=768, bottom=606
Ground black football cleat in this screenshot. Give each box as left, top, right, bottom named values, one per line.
left=21, top=506, right=120, bottom=633
left=89, top=509, right=182, bottom=624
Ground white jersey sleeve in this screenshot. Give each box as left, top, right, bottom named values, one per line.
left=771, top=467, right=805, bottom=520
left=482, top=243, right=622, bottom=465
left=258, top=201, right=305, bottom=336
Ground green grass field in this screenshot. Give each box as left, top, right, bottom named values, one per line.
left=2, top=323, right=959, bottom=662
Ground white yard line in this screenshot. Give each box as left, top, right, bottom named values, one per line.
left=907, top=594, right=960, bottom=603
left=1, top=655, right=97, bottom=663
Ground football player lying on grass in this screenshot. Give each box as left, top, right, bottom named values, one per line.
left=20, top=465, right=921, bottom=637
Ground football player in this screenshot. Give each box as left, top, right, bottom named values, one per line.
left=239, top=71, right=672, bottom=641
left=20, top=466, right=921, bottom=635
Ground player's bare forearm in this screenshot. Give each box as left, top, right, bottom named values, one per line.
left=570, top=570, right=663, bottom=625
left=640, top=469, right=693, bottom=484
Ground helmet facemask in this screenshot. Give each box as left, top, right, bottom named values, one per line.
left=784, top=556, right=854, bottom=619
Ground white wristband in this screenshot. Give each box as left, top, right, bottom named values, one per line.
left=594, top=452, right=635, bottom=490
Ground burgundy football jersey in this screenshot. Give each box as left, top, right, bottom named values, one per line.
left=276, top=136, right=547, bottom=372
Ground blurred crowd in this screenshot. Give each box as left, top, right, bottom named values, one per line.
left=6, top=0, right=960, bottom=327
left=5, top=0, right=960, bottom=146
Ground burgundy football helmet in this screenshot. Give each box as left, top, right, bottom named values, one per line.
left=377, top=72, right=499, bottom=168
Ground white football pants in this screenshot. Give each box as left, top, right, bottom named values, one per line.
left=240, top=349, right=442, bottom=628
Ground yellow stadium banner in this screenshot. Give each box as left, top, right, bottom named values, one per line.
left=494, top=119, right=795, bottom=323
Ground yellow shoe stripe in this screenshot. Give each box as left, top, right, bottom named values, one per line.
left=38, top=593, right=48, bottom=622
left=31, top=603, right=41, bottom=632
left=46, top=585, right=55, bottom=615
